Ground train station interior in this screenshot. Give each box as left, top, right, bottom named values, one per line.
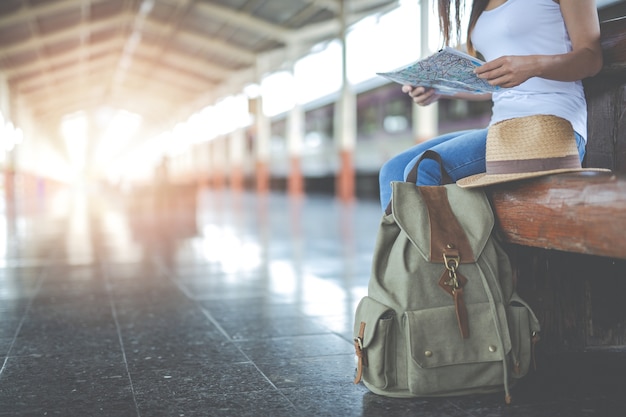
left=1, top=0, right=625, bottom=416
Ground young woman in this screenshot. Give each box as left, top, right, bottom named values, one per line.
left=378, top=0, right=602, bottom=210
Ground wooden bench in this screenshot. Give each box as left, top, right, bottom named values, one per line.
left=488, top=16, right=626, bottom=353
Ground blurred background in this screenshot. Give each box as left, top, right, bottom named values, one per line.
left=0, top=3, right=625, bottom=415
left=0, top=0, right=624, bottom=206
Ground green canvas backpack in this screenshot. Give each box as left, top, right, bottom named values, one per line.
left=353, top=152, right=540, bottom=403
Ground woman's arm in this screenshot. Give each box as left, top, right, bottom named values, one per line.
left=474, top=0, right=602, bottom=88
left=402, top=85, right=492, bottom=106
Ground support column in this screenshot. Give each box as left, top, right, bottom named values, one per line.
left=254, top=95, right=271, bottom=194
left=0, top=75, right=16, bottom=209
left=252, top=56, right=272, bottom=195
left=413, top=100, right=438, bottom=143
left=210, top=137, right=226, bottom=189
left=229, top=128, right=246, bottom=192
left=335, top=0, right=356, bottom=202
left=287, top=95, right=304, bottom=197
left=414, top=0, right=438, bottom=143
left=199, top=140, right=211, bottom=188
left=4, top=144, right=16, bottom=211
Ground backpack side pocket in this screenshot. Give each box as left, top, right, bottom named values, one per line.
left=353, top=296, right=396, bottom=389
left=507, top=293, right=541, bottom=379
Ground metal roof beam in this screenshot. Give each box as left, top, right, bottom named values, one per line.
left=142, top=18, right=257, bottom=64
left=291, top=0, right=399, bottom=43
left=0, top=0, right=93, bottom=27
left=3, top=37, right=125, bottom=78
left=0, top=13, right=132, bottom=58
left=194, top=2, right=291, bottom=43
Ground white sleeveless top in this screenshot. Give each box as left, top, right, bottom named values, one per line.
left=471, top=0, right=588, bottom=141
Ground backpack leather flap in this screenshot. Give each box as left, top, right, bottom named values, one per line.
left=405, top=302, right=512, bottom=368
left=391, top=182, right=494, bottom=264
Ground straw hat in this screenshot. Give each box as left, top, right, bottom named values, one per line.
left=456, top=114, right=609, bottom=188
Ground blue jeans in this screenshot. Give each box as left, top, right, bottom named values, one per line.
left=378, top=129, right=586, bottom=211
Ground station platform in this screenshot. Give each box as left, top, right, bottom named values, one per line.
left=0, top=185, right=624, bottom=416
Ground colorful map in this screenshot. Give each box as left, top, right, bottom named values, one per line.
left=377, top=47, right=499, bottom=95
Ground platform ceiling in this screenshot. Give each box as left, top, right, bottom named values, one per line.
left=0, top=0, right=399, bottom=145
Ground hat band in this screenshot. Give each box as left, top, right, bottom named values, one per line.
left=486, top=154, right=581, bottom=175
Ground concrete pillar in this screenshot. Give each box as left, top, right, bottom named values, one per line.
left=229, top=128, right=246, bottom=192
left=198, top=140, right=211, bottom=188
left=252, top=56, right=272, bottom=195
left=335, top=0, right=356, bottom=202
left=210, top=137, right=226, bottom=189
left=414, top=0, right=439, bottom=143
left=414, top=100, right=438, bottom=143
left=254, top=95, right=271, bottom=194
left=287, top=95, right=304, bottom=197
left=0, top=75, right=17, bottom=207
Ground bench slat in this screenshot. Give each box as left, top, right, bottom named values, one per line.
left=600, top=16, right=626, bottom=71
left=489, top=172, right=626, bottom=260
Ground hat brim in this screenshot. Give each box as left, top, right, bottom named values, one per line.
left=456, top=167, right=611, bottom=188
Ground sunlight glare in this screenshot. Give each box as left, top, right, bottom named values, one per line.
left=66, top=190, right=94, bottom=265
left=269, top=261, right=298, bottom=299
left=294, top=42, right=342, bottom=105
left=198, top=224, right=261, bottom=273
left=61, top=111, right=88, bottom=174
left=2, top=121, right=23, bottom=152
left=95, top=109, right=143, bottom=167
left=93, top=0, right=455, bottom=181
left=261, top=71, right=297, bottom=117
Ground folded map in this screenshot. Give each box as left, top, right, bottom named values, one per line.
left=377, top=47, right=499, bottom=95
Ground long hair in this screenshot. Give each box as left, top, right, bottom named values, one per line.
left=437, top=0, right=462, bottom=49
left=437, top=0, right=489, bottom=56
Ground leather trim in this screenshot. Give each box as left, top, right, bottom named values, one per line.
left=419, top=187, right=475, bottom=263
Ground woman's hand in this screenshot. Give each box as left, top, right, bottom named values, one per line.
left=402, top=85, right=440, bottom=106
left=474, top=55, right=538, bottom=88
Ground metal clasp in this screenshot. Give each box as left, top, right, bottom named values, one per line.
left=354, top=336, right=364, bottom=351
left=443, top=252, right=461, bottom=289
left=443, top=252, right=460, bottom=271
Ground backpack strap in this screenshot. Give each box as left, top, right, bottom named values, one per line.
left=406, top=150, right=454, bottom=185
left=384, top=150, right=453, bottom=215
left=353, top=322, right=366, bottom=384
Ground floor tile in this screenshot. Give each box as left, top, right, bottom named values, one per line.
left=0, top=187, right=623, bottom=417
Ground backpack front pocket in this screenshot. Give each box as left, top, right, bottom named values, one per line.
left=404, top=302, right=512, bottom=396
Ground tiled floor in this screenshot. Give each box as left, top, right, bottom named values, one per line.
left=0, top=185, right=624, bottom=416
